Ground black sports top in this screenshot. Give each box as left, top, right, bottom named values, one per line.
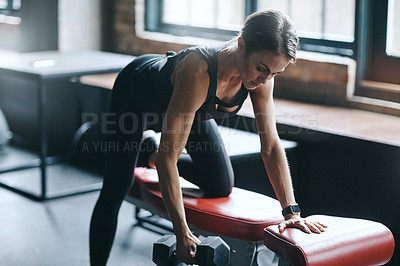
left=129, top=41, right=249, bottom=120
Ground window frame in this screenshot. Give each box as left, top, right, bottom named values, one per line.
left=144, top=0, right=400, bottom=104
left=355, top=0, right=400, bottom=103
left=145, top=0, right=358, bottom=58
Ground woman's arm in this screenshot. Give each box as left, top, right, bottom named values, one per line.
left=155, top=52, right=209, bottom=263
left=250, top=79, right=326, bottom=234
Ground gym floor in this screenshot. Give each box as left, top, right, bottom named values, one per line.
left=0, top=127, right=265, bottom=266
left=0, top=164, right=160, bottom=266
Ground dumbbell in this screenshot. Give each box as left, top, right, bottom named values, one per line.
left=153, top=234, right=230, bottom=266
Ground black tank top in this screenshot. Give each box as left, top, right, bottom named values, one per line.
left=129, top=41, right=249, bottom=120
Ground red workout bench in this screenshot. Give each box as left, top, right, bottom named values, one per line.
left=126, top=167, right=395, bottom=266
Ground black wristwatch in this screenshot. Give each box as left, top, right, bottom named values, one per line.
left=282, top=204, right=301, bottom=216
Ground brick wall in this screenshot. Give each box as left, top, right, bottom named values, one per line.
left=113, top=0, right=189, bottom=55
left=274, top=53, right=354, bottom=106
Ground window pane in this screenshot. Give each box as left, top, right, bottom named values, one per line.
left=13, top=0, right=21, bottom=10
left=216, top=0, right=244, bottom=30
left=163, top=0, right=243, bottom=30
left=258, top=0, right=355, bottom=42
left=387, top=0, right=400, bottom=57
left=188, top=0, right=214, bottom=28
left=291, top=0, right=323, bottom=38
left=325, top=0, right=355, bottom=41
left=163, top=0, right=189, bottom=25
left=257, top=0, right=289, bottom=14
left=0, top=0, right=7, bottom=9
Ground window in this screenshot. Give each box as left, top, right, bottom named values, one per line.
left=0, top=0, right=21, bottom=24
left=386, top=0, right=400, bottom=57
left=146, top=0, right=244, bottom=40
left=0, top=0, right=21, bottom=12
left=357, top=0, right=400, bottom=102
left=146, top=0, right=357, bottom=57
left=258, top=0, right=356, bottom=56
left=162, top=0, right=244, bottom=31
left=145, top=0, right=400, bottom=104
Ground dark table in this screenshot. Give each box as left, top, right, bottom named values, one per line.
left=0, top=51, right=134, bottom=200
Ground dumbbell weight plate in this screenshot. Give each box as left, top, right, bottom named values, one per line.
left=197, top=236, right=230, bottom=266
left=153, top=235, right=177, bottom=266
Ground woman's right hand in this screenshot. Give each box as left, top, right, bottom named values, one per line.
left=175, top=231, right=201, bottom=264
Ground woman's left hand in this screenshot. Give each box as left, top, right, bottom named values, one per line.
left=278, top=214, right=327, bottom=234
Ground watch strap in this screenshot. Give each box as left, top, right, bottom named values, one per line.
left=282, top=204, right=301, bottom=216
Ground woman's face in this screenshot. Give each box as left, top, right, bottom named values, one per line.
left=237, top=39, right=291, bottom=90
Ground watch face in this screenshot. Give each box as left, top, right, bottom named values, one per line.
left=290, top=205, right=301, bottom=213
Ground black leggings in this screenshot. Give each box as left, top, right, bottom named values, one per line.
left=89, top=66, right=234, bottom=266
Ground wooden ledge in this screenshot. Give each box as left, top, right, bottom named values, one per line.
left=239, top=98, right=400, bottom=147
left=79, top=72, right=400, bottom=147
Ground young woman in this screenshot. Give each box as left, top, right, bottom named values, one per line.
left=89, top=9, right=326, bottom=265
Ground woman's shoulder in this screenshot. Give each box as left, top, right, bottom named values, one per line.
left=177, top=51, right=209, bottom=74
left=169, top=51, right=210, bottom=113
left=179, top=41, right=230, bottom=60
left=171, top=52, right=209, bottom=93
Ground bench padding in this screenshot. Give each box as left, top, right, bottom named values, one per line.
left=128, top=167, right=284, bottom=241
left=128, top=168, right=395, bottom=265
left=264, top=215, right=395, bottom=266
